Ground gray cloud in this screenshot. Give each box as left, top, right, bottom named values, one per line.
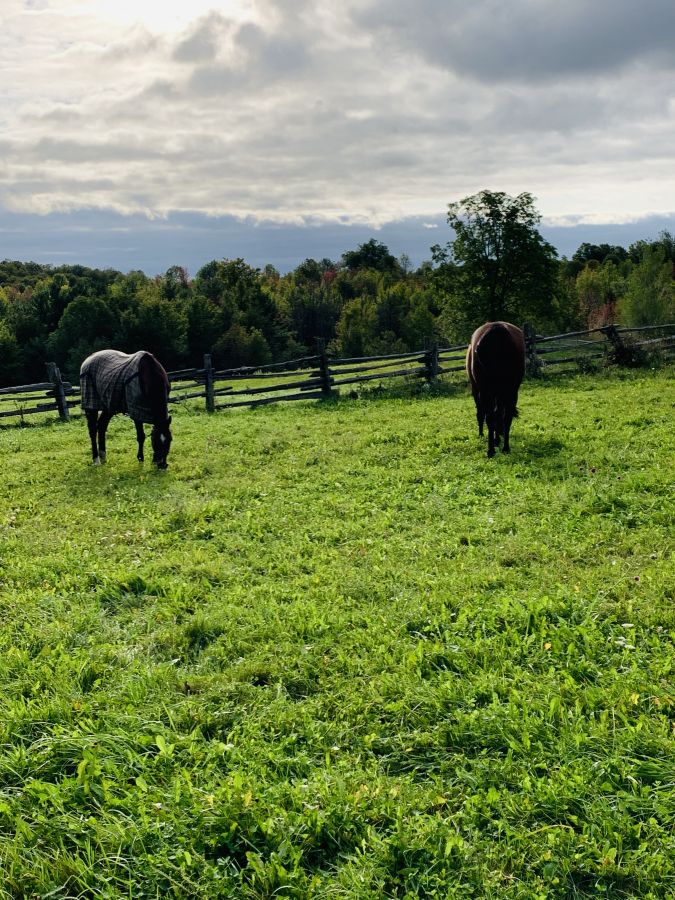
left=356, top=0, right=675, bottom=81
left=173, top=15, right=225, bottom=64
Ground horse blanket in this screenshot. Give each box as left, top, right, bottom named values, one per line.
left=80, top=350, right=155, bottom=423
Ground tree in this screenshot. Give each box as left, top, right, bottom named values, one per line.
left=619, top=244, right=674, bottom=326
left=158, top=266, right=190, bottom=303
left=213, top=324, right=272, bottom=368
left=0, top=320, right=22, bottom=386
left=342, top=239, right=400, bottom=274
left=568, top=243, right=628, bottom=277
left=575, top=260, right=626, bottom=328
left=434, top=190, right=559, bottom=335
left=334, top=295, right=379, bottom=357
left=401, top=294, right=437, bottom=349
left=194, top=259, right=282, bottom=355
left=117, top=291, right=188, bottom=368
left=628, top=231, right=675, bottom=266
left=185, top=294, right=222, bottom=361
left=46, top=296, right=118, bottom=378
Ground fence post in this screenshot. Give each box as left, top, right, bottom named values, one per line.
left=203, top=353, right=215, bottom=413
left=46, top=362, right=70, bottom=421
left=317, top=342, right=333, bottom=397
left=523, top=323, right=543, bottom=377
left=602, top=324, right=623, bottom=350
left=602, top=323, right=632, bottom=366
left=424, top=340, right=439, bottom=383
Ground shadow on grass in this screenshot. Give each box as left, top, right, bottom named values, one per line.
left=323, top=377, right=467, bottom=406
left=64, top=420, right=172, bottom=504
left=467, top=434, right=566, bottom=469
left=517, top=434, right=566, bottom=461
left=0, top=414, right=75, bottom=433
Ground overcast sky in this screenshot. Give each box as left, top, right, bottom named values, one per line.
left=2, top=0, right=674, bottom=274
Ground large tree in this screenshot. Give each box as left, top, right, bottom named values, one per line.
left=434, top=190, right=559, bottom=335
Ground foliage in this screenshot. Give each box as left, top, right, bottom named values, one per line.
left=619, top=243, right=674, bottom=326
left=433, top=191, right=560, bottom=336
left=0, top=211, right=672, bottom=387
left=117, top=293, right=188, bottom=369
left=0, top=369, right=673, bottom=897
left=0, top=319, right=22, bottom=384
left=575, top=260, right=626, bottom=328
left=46, top=296, right=119, bottom=376
left=341, top=238, right=401, bottom=273
left=604, top=333, right=651, bottom=369
left=567, top=243, right=629, bottom=278
left=213, top=324, right=272, bottom=368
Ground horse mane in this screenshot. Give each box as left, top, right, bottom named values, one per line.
left=138, top=352, right=170, bottom=421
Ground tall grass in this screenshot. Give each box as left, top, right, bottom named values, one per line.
left=0, top=368, right=673, bottom=898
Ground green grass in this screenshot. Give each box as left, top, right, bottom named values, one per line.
left=0, top=368, right=673, bottom=899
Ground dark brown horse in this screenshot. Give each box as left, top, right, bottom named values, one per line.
left=80, top=349, right=172, bottom=468
left=466, top=322, right=525, bottom=458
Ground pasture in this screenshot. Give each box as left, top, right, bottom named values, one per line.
left=0, top=368, right=673, bottom=899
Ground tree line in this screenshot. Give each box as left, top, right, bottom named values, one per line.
left=0, top=191, right=673, bottom=387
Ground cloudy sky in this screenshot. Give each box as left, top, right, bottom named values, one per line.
left=2, top=0, right=674, bottom=273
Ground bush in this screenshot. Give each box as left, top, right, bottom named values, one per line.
left=605, top=332, right=649, bottom=368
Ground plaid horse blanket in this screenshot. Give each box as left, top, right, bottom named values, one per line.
left=80, top=350, right=155, bottom=423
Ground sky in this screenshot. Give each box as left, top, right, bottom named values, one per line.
left=2, top=0, right=674, bottom=275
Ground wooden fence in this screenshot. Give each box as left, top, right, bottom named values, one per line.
left=0, top=324, right=672, bottom=425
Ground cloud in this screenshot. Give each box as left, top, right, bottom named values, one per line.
left=173, top=15, right=224, bottom=64
left=356, top=0, right=675, bottom=81
left=0, top=0, right=674, bottom=230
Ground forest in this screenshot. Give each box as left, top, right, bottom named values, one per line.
left=0, top=191, right=673, bottom=387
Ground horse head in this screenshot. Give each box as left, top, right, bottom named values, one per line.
left=151, top=416, right=172, bottom=469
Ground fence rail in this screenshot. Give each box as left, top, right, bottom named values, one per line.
left=0, top=324, right=672, bottom=425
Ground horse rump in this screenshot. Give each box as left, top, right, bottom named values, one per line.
left=466, top=322, right=525, bottom=458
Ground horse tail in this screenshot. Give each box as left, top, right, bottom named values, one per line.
left=473, top=323, right=510, bottom=375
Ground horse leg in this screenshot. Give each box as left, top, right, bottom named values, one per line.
left=486, top=410, right=497, bottom=458
left=487, top=423, right=497, bottom=458
left=86, top=411, right=101, bottom=464
left=493, top=401, right=503, bottom=448
left=501, top=394, right=518, bottom=454
left=472, top=386, right=484, bottom=436
left=481, top=393, right=497, bottom=457
left=97, top=411, right=112, bottom=463
left=134, top=420, right=146, bottom=462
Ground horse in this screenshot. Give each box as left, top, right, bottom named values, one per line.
left=80, top=349, right=172, bottom=468
left=466, top=321, right=525, bottom=458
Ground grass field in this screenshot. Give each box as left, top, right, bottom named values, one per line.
left=0, top=368, right=673, bottom=899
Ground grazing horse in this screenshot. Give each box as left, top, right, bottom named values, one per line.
left=466, top=322, right=525, bottom=458
left=80, top=349, right=172, bottom=468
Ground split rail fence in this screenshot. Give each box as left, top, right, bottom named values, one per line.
left=1, top=323, right=673, bottom=426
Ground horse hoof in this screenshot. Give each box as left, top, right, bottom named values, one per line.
left=487, top=449, right=496, bottom=458
left=93, top=457, right=102, bottom=466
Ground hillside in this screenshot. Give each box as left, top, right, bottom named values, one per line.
left=0, top=370, right=673, bottom=898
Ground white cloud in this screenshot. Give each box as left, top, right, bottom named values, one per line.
left=1, top=0, right=674, bottom=227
